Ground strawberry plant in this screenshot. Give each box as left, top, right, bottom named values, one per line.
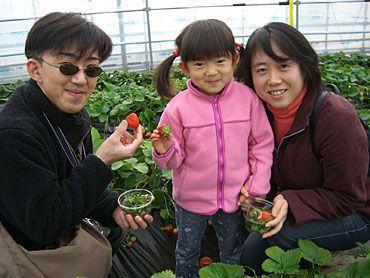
left=319, top=52, right=369, bottom=126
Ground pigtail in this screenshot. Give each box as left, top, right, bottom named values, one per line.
left=234, top=43, right=246, bottom=83
left=154, top=54, right=178, bottom=100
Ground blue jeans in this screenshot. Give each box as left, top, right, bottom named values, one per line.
left=240, top=213, right=370, bottom=275
left=175, top=205, right=243, bottom=278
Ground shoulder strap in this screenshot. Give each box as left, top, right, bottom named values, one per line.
left=310, top=83, right=340, bottom=160
left=43, top=113, right=83, bottom=167
left=310, top=92, right=328, bottom=160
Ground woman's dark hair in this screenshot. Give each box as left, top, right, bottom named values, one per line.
left=235, top=22, right=323, bottom=96
left=154, top=19, right=238, bottom=99
left=25, top=12, right=112, bottom=62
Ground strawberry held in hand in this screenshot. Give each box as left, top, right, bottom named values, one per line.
left=158, top=124, right=172, bottom=138
left=126, top=113, right=140, bottom=129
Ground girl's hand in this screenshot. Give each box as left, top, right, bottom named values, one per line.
left=238, top=186, right=252, bottom=210
left=151, top=128, right=173, bottom=154
left=262, top=194, right=288, bottom=238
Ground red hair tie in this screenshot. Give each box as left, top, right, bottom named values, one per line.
left=172, top=49, right=180, bottom=57
left=236, top=43, right=243, bottom=51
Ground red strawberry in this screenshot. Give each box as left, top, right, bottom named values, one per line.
left=145, top=132, right=152, bottom=139
left=257, top=210, right=273, bottom=222
left=163, top=225, right=174, bottom=235
left=199, top=256, right=213, bottom=267
left=158, top=124, right=172, bottom=138
left=126, top=113, right=140, bottom=129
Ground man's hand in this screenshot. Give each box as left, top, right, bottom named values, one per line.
left=112, top=206, right=153, bottom=231
left=95, top=120, right=143, bottom=165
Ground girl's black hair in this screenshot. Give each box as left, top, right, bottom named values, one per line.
left=154, top=19, right=239, bottom=99
left=25, top=12, right=112, bottom=62
left=235, top=22, right=323, bottom=97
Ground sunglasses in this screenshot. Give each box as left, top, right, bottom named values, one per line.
left=37, top=58, right=103, bottom=77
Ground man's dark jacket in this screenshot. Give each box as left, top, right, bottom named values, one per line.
left=0, top=79, right=118, bottom=250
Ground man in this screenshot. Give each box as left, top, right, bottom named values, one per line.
left=0, top=12, right=152, bottom=259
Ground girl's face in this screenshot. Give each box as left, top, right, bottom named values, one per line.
left=251, top=43, right=305, bottom=109
left=180, top=54, right=236, bottom=96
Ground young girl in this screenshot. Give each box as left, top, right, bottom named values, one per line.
left=151, top=19, right=274, bottom=277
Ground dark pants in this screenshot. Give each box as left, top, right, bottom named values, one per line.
left=240, top=213, right=370, bottom=275
left=175, top=205, right=244, bottom=278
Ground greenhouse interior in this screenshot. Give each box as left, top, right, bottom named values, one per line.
left=0, top=0, right=369, bottom=277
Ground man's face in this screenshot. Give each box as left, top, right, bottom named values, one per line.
left=34, top=51, right=101, bottom=113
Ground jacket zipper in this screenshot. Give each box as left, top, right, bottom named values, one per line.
left=212, top=97, right=225, bottom=209
left=275, top=128, right=305, bottom=191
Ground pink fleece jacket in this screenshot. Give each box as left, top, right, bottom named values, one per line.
left=153, top=79, right=274, bottom=215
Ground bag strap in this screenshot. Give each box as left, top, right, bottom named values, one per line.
left=310, top=92, right=327, bottom=160
left=310, top=84, right=340, bottom=160
left=43, top=113, right=85, bottom=167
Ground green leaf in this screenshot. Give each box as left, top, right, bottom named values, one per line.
left=263, top=247, right=301, bottom=275
left=279, top=249, right=302, bottom=274
left=299, top=239, right=331, bottom=265
left=111, top=160, right=124, bottom=171
left=199, top=263, right=245, bottom=278
left=132, top=162, right=149, bottom=174
left=151, top=269, right=175, bottom=278
left=265, top=246, right=285, bottom=261
left=262, top=258, right=284, bottom=273
left=151, top=189, right=165, bottom=208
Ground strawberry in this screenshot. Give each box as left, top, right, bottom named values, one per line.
left=199, top=256, right=213, bottom=267
left=257, top=210, right=273, bottom=222
left=126, top=113, right=140, bottom=129
left=158, top=124, right=172, bottom=138
left=172, top=228, right=179, bottom=235
left=145, top=132, right=152, bottom=139
left=163, top=225, right=174, bottom=235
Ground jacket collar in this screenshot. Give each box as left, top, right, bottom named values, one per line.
left=266, top=87, right=320, bottom=137
left=187, top=78, right=234, bottom=99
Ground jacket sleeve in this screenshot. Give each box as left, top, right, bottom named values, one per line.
left=152, top=105, right=187, bottom=169
left=283, top=94, right=368, bottom=225
left=0, top=127, right=115, bottom=247
left=245, top=94, right=274, bottom=196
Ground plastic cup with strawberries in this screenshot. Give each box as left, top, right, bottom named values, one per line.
left=244, top=198, right=274, bottom=235
left=118, top=189, right=154, bottom=217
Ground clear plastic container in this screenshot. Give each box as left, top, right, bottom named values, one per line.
left=244, top=198, right=274, bottom=235
left=118, top=189, right=154, bottom=217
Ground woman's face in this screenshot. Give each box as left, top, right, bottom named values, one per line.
left=251, top=43, right=305, bottom=109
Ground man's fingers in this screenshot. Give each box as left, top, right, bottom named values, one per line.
left=112, top=120, right=128, bottom=140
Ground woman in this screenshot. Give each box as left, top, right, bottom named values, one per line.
left=235, top=22, right=370, bottom=274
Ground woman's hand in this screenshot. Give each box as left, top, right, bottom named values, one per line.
left=112, top=206, right=153, bottom=231
left=150, top=128, right=173, bottom=155
left=262, top=194, right=289, bottom=238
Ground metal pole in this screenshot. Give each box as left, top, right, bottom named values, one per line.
left=145, top=0, right=153, bottom=70
left=325, top=3, right=329, bottom=53
left=362, top=3, right=367, bottom=52
left=295, top=1, right=300, bottom=29
left=117, top=0, right=127, bottom=69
